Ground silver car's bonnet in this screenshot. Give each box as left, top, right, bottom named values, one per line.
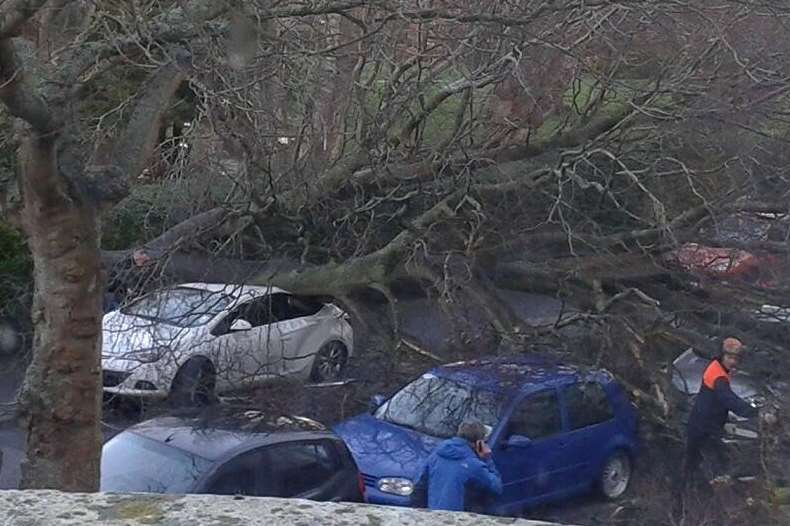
left=671, top=348, right=759, bottom=400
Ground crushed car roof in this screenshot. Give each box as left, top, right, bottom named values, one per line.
left=435, top=355, right=611, bottom=393
left=176, top=283, right=290, bottom=298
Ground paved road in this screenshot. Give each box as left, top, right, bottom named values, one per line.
left=0, top=420, right=127, bottom=489
left=0, top=356, right=22, bottom=404
left=0, top=356, right=23, bottom=488
left=0, top=356, right=164, bottom=489
left=0, top=423, right=23, bottom=489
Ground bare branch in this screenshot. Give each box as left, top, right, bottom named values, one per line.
left=50, top=0, right=235, bottom=89
left=102, top=58, right=187, bottom=191
left=0, top=39, right=54, bottom=133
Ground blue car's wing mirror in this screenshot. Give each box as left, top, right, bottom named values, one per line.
left=483, top=424, right=493, bottom=440
left=505, top=434, right=532, bottom=448
left=369, top=394, right=387, bottom=412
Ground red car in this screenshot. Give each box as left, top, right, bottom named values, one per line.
left=665, top=243, right=777, bottom=287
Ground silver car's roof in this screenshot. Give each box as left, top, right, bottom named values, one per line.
left=123, top=408, right=329, bottom=461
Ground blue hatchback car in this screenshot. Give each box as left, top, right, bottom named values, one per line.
left=334, top=356, right=639, bottom=515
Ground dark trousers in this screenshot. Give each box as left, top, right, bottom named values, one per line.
left=682, top=432, right=727, bottom=489
left=466, top=491, right=497, bottom=515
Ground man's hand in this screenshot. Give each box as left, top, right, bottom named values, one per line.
left=761, top=411, right=778, bottom=426
left=475, top=440, right=492, bottom=459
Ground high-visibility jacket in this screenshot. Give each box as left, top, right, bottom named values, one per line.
left=687, top=358, right=757, bottom=439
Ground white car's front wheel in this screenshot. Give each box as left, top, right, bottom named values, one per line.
left=310, top=341, right=348, bottom=383
left=169, top=358, right=217, bottom=407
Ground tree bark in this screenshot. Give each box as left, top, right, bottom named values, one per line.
left=17, top=135, right=103, bottom=491
left=0, top=0, right=253, bottom=493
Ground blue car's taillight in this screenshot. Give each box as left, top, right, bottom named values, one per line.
left=357, top=472, right=366, bottom=500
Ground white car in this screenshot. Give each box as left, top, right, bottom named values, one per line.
left=101, top=283, right=353, bottom=404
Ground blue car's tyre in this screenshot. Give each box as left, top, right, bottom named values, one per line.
left=599, top=451, right=631, bottom=499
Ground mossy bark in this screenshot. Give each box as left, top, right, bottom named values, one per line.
left=17, top=135, right=103, bottom=491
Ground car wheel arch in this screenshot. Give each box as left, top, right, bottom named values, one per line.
left=170, top=356, right=217, bottom=396
left=605, top=437, right=636, bottom=459
left=310, top=340, right=350, bottom=382
left=175, top=354, right=216, bottom=373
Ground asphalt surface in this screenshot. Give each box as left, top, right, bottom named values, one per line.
left=0, top=424, right=23, bottom=489
left=0, top=356, right=23, bottom=489
left=0, top=357, right=127, bottom=489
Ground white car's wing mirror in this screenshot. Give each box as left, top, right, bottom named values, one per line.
left=230, top=319, right=253, bottom=332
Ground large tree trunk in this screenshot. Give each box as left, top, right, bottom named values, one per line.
left=0, top=0, right=238, bottom=494
left=17, top=135, right=103, bottom=491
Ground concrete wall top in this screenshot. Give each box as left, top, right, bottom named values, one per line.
left=0, top=490, right=572, bottom=525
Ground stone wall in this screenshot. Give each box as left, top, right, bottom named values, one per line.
left=0, top=490, right=571, bottom=525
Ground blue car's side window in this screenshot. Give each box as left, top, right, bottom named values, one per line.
left=506, top=390, right=562, bottom=440
left=564, top=382, right=614, bottom=431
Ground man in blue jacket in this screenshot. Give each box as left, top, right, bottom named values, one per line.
left=414, top=420, right=503, bottom=512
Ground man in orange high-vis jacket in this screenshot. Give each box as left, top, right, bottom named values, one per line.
left=682, top=337, right=758, bottom=486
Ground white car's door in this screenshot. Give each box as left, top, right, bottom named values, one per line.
left=266, top=294, right=324, bottom=377
left=209, top=296, right=286, bottom=389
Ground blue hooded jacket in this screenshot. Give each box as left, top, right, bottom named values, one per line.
left=414, top=437, right=503, bottom=512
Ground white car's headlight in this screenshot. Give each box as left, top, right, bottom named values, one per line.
left=130, top=347, right=168, bottom=363
left=377, top=477, right=414, bottom=496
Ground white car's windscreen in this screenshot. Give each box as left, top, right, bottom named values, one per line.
left=122, top=288, right=233, bottom=328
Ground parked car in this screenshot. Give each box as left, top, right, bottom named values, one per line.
left=751, top=304, right=790, bottom=325
left=100, top=407, right=364, bottom=501
left=101, top=283, right=353, bottom=404
left=334, top=356, right=639, bottom=516
left=664, top=242, right=790, bottom=326
left=664, top=242, right=778, bottom=287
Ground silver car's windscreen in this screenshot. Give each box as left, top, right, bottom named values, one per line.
left=101, top=432, right=212, bottom=493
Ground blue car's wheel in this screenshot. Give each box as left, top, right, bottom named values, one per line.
left=600, top=451, right=631, bottom=499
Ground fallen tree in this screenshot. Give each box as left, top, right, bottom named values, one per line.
left=1, top=1, right=790, bottom=504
